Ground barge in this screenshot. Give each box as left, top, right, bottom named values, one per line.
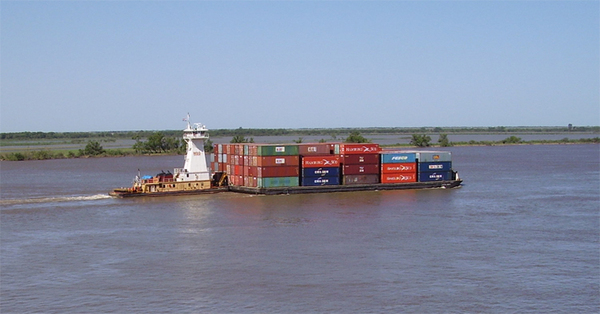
left=109, top=116, right=462, bottom=198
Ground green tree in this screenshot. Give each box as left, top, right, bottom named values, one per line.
left=438, top=134, right=451, bottom=147
left=145, top=132, right=166, bottom=152
left=204, top=139, right=214, bottom=153
left=230, top=135, right=253, bottom=143
left=83, top=140, right=105, bottom=156
left=502, top=136, right=522, bottom=144
left=345, top=131, right=370, bottom=143
left=410, top=134, right=431, bottom=147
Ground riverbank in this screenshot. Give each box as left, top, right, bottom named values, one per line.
left=1, top=137, right=598, bottom=161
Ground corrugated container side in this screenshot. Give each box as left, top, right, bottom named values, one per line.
left=302, top=176, right=340, bottom=186
left=256, top=166, right=300, bottom=178
left=257, top=176, right=300, bottom=188
left=298, top=143, right=333, bottom=155
left=256, top=145, right=299, bottom=156
left=418, top=171, right=452, bottom=182
left=302, top=155, right=341, bottom=168
left=302, top=167, right=340, bottom=178
left=380, top=152, right=417, bottom=163
left=381, top=173, right=417, bottom=183
left=417, top=151, right=452, bottom=162
left=255, top=156, right=300, bottom=167
left=343, top=164, right=379, bottom=175
left=244, top=176, right=257, bottom=187
left=341, top=154, right=380, bottom=165
left=343, top=174, right=379, bottom=185
left=381, top=163, right=417, bottom=174
left=338, top=143, right=380, bottom=155
left=418, top=161, right=452, bottom=172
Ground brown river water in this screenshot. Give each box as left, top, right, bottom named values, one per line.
left=1, top=144, right=598, bottom=313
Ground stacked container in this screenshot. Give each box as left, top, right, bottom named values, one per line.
left=417, top=151, right=453, bottom=182
left=246, top=144, right=300, bottom=188
left=380, top=151, right=418, bottom=183
left=298, top=143, right=339, bottom=186
left=338, top=143, right=381, bottom=185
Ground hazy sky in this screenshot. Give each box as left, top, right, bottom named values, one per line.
left=1, top=1, right=598, bottom=132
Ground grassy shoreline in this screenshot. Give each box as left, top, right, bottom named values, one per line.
left=1, top=137, right=598, bottom=161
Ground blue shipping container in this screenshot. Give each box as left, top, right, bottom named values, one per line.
left=302, top=167, right=340, bottom=178
left=380, top=152, right=417, bottom=163
left=418, top=161, right=452, bottom=172
left=302, top=176, right=340, bottom=186
left=418, top=171, right=452, bottom=182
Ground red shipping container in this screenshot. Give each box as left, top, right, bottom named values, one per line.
left=343, top=174, right=379, bottom=185
left=381, top=163, right=417, bottom=174
left=381, top=173, right=417, bottom=183
left=299, top=143, right=333, bottom=155
left=302, top=155, right=341, bottom=168
left=255, top=156, right=300, bottom=167
left=341, top=154, right=379, bottom=165
left=338, top=143, right=380, bottom=155
left=256, top=166, right=300, bottom=178
left=343, top=164, right=379, bottom=175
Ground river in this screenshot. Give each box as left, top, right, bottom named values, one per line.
left=1, top=144, right=598, bottom=313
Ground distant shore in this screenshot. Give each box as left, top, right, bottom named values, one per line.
left=1, top=136, right=598, bottom=161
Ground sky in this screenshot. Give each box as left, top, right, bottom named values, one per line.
left=1, top=1, right=598, bottom=132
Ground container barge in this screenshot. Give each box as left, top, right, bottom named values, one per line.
left=109, top=117, right=462, bottom=198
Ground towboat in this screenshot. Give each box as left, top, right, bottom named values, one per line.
left=109, top=116, right=462, bottom=197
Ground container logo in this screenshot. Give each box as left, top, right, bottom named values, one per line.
left=429, top=164, right=443, bottom=170
left=275, top=147, right=285, bottom=152
left=275, top=158, right=285, bottom=164
left=391, top=156, right=408, bottom=161
left=433, top=155, right=440, bottom=160
left=307, top=147, right=317, bottom=152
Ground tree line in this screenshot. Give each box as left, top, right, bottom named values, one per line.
left=2, top=130, right=599, bottom=161
left=3, top=126, right=599, bottom=141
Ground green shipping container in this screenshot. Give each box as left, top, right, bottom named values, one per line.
left=257, top=176, right=300, bottom=188
left=256, top=145, right=299, bottom=156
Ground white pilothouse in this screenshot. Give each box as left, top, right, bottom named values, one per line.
left=174, top=114, right=211, bottom=182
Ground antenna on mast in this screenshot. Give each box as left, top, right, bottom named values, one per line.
left=184, top=112, right=191, bottom=129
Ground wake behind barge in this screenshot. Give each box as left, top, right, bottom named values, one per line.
left=109, top=116, right=462, bottom=198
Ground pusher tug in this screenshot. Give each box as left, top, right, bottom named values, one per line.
left=109, top=115, right=228, bottom=197
left=110, top=116, right=462, bottom=198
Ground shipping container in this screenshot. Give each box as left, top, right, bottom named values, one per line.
left=299, top=143, right=334, bottom=155
left=343, top=174, right=379, bottom=185
left=337, top=143, right=380, bottom=155
left=381, top=163, right=417, bottom=174
left=256, top=166, right=300, bottom=178
left=343, top=164, right=379, bottom=175
left=341, top=154, right=379, bottom=165
left=417, top=151, right=452, bottom=162
left=380, top=151, right=417, bottom=163
left=302, top=167, right=340, bottom=178
left=244, top=176, right=258, bottom=187
left=302, top=176, right=340, bottom=186
left=418, top=161, right=452, bottom=172
left=381, top=173, right=417, bottom=183
left=253, top=156, right=300, bottom=167
left=418, top=171, right=452, bottom=182
left=257, top=176, right=300, bottom=188
left=247, top=144, right=300, bottom=156
left=302, top=155, right=340, bottom=168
